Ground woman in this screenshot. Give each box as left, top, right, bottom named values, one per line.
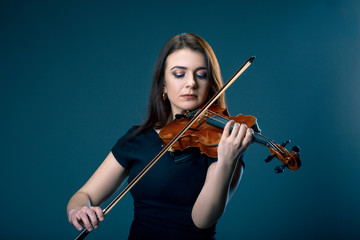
left=67, top=33, right=253, bottom=240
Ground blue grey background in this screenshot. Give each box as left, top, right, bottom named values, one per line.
left=1, top=0, right=359, bottom=239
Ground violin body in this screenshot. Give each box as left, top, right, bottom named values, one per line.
left=159, top=104, right=258, bottom=157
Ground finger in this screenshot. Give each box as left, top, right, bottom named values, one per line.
left=71, top=215, right=84, bottom=231
left=234, top=124, right=248, bottom=145
left=93, top=207, right=104, bottom=222
left=244, top=127, right=254, bottom=146
left=86, top=208, right=100, bottom=229
left=240, top=127, right=253, bottom=152
left=222, top=120, right=234, bottom=138
left=79, top=212, right=93, bottom=232
left=229, top=122, right=241, bottom=138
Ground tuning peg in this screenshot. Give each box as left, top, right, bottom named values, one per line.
left=265, top=154, right=276, bottom=163
left=281, top=140, right=291, bottom=147
left=292, top=145, right=300, bottom=154
left=275, top=163, right=288, bottom=173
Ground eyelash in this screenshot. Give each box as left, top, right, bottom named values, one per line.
left=174, top=73, right=185, bottom=78
left=196, top=73, right=207, bottom=79
left=173, top=73, right=207, bottom=79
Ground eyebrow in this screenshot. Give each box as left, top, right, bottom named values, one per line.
left=170, top=66, right=207, bottom=70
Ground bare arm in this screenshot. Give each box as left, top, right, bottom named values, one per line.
left=67, top=152, right=128, bottom=232
left=191, top=121, right=253, bottom=229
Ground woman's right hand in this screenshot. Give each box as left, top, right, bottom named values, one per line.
left=67, top=152, right=128, bottom=232
left=68, top=206, right=104, bottom=232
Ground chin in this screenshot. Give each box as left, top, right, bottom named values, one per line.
left=183, top=103, right=202, bottom=111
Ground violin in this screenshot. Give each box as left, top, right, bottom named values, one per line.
left=159, top=104, right=301, bottom=173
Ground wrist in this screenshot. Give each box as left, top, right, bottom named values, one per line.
left=216, top=155, right=238, bottom=170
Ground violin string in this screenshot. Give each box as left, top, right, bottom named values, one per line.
left=252, top=134, right=284, bottom=156
left=205, top=109, right=285, bottom=156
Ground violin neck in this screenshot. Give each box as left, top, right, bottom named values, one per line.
left=206, top=115, right=272, bottom=147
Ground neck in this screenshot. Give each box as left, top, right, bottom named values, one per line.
left=206, top=114, right=272, bottom=147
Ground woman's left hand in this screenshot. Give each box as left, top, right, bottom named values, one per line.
left=217, top=120, right=253, bottom=165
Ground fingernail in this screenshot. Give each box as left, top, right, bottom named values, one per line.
left=78, top=227, right=82, bottom=231
left=88, top=227, right=93, bottom=231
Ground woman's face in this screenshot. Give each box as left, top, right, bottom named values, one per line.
left=164, top=48, right=210, bottom=118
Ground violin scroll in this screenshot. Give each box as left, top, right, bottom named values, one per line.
left=265, top=140, right=301, bottom=173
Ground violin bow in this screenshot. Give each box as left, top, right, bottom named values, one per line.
left=74, top=56, right=255, bottom=240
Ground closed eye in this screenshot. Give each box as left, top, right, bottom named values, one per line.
left=196, top=70, right=208, bottom=79
left=173, top=73, right=185, bottom=78
left=196, top=73, right=207, bottom=79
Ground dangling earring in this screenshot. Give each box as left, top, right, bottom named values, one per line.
left=162, top=93, right=167, bottom=101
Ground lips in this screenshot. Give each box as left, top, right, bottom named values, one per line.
left=181, top=94, right=197, bottom=99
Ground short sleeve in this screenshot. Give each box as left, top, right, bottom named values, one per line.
left=111, top=127, right=136, bottom=169
left=207, top=156, right=218, bottom=166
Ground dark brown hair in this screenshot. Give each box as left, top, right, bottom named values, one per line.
left=132, top=33, right=226, bottom=137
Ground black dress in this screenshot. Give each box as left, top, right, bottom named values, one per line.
left=111, top=127, right=218, bottom=240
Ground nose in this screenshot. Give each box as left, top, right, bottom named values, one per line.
left=186, top=74, right=198, bottom=89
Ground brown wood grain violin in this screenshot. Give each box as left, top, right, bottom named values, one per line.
left=159, top=103, right=301, bottom=173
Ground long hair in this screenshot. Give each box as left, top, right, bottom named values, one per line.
left=131, top=33, right=226, bottom=138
